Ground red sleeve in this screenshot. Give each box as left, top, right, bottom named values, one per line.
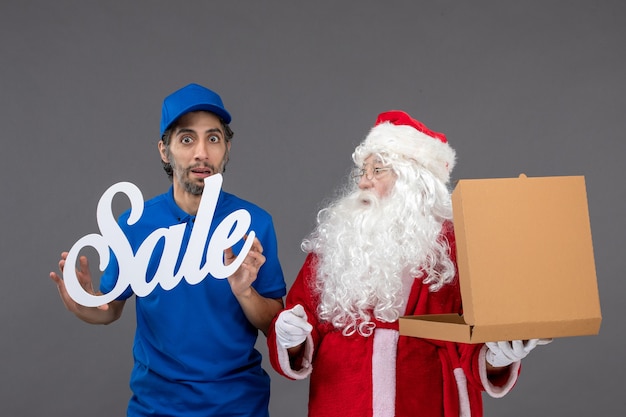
left=268, top=253, right=322, bottom=378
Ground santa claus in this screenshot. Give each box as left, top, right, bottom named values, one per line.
left=268, top=110, right=549, bottom=417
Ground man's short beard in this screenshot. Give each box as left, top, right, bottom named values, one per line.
left=168, top=149, right=229, bottom=196
left=180, top=176, right=205, bottom=196
left=302, top=166, right=455, bottom=336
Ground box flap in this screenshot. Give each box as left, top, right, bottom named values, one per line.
left=400, top=314, right=602, bottom=343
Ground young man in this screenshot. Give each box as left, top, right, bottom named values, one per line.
left=50, top=83, right=286, bottom=416
left=268, top=110, right=550, bottom=417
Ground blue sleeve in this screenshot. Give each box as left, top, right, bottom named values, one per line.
left=249, top=212, right=286, bottom=299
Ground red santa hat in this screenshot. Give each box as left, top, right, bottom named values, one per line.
left=355, top=110, right=456, bottom=184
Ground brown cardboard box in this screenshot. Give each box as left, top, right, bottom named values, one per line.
left=399, top=174, right=602, bottom=343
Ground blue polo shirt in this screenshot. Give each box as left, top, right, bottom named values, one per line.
left=100, top=186, right=286, bottom=416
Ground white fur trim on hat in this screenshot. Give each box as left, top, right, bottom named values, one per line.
left=355, top=121, right=456, bottom=184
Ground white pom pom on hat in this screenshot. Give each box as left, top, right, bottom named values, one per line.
left=353, top=110, right=456, bottom=184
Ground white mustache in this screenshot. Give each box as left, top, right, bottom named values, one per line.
left=356, top=189, right=379, bottom=205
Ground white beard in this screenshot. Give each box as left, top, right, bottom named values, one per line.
left=302, top=167, right=455, bottom=336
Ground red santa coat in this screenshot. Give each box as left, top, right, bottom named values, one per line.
left=268, top=224, right=520, bottom=417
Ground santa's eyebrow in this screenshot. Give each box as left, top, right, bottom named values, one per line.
left=361, top=161, right=385, bottom=168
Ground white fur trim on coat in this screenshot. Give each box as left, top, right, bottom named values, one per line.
left=478, top=344, right=521, bottom=398
left=453, top=367, right=472, bottom=417
left=372, top=328, right=399, bottom=417
left=275, top=334, right=314, bottom=380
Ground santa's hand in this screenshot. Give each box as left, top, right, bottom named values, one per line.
left=275, top=304, right=313, bottom=349
left=485, top=339, right=552, bottom=367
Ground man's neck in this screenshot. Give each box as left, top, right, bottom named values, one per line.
left=173, top=187, right=202, bottom=216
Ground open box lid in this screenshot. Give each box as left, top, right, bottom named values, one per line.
left=399, top=174, right=602, bottom=343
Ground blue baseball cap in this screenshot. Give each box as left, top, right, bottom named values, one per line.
left=160, top=83, right=232, bottom=136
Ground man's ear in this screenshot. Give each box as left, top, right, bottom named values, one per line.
left=158, top=141, right=169, bottom=163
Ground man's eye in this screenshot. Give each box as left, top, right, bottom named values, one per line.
left=181, top=135, right=193, bottom=144
left=208, top=135, right=220, bottom=143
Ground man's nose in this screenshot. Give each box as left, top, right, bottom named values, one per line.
left=194, top=141, right=210, bottom=160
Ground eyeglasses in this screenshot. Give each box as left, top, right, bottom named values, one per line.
left=351, top=166, right=392, bottom=183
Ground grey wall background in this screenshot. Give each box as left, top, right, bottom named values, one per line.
left=1, top=1, right=623, bottom=415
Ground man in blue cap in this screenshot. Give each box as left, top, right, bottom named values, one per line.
left=50, top=83, right=287, bottom=416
